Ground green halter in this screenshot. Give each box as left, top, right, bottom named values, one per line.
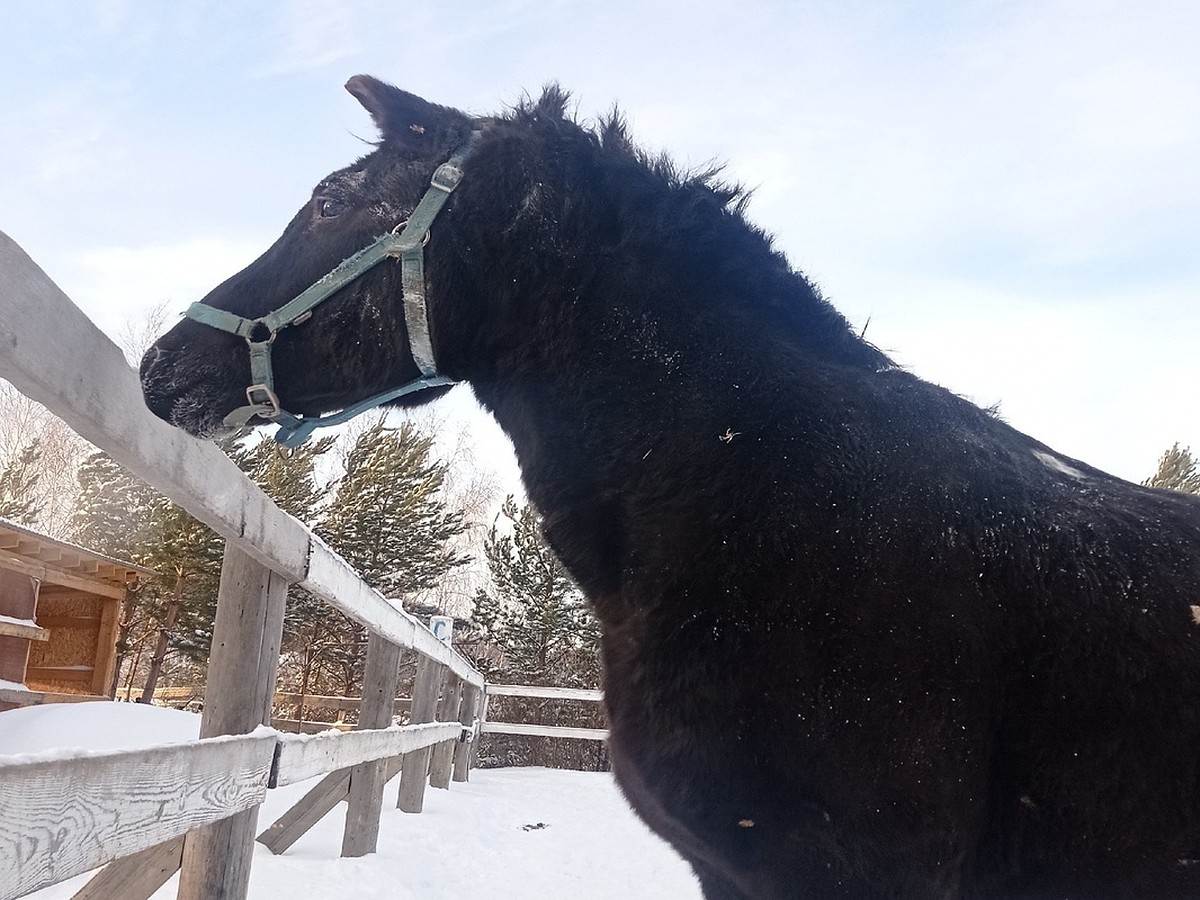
left=185, top=131, right=481, bottom=448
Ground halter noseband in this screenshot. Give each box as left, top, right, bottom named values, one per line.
left=184, top=130, right=481, bottom=449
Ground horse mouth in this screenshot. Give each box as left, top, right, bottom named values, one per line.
left=140, top=345, right=246, bottom=439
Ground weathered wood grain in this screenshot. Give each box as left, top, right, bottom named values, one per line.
left=480, top=721, right=610, bottom=741
left=0, top=231, right=309, bottom=581
left=274, top=722, right=461, bottom=788
left=177, top=545, right=288, bottom=900
left=485, top=684, right=604, bottom=701
left=429, top=675, right=464, bottom=789
left=452, top=683, right=481, bottom=783
left=70, top=835, right=185, bottom=900
left=342, top=635, right=402, bottom=858
left=397, top=656, right=447, bottom=813
left=0, top=733, right=276, bottom=899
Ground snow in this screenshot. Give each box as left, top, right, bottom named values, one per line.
left=1032, top=449, right=1086, bottom=480
left=2, top=702, right=700, bottom=899
left=0, top=614, right=39, bottom=628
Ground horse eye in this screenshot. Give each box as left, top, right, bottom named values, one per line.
left=318, top=197, right=346, bottom=218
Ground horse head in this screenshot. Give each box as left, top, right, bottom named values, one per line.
left=140, top=77, right=483, bottom=441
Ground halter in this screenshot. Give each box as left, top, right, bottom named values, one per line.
left=184, top=130, right=481, bottom=449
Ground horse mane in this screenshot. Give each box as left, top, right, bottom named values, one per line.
left=495, top=86, right=892, bottom=372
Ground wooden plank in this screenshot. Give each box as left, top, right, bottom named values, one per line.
left=70, top=835, right=185, bottom=900
left=177, top=543, right=288, bottom=900
left=274, top=692, right=413, bottom=714
left=271, top=718, right=354, bottom=734
left=257, top=768, right=351, bottom=856
left=256, top=755, right=406, bottom=856
left=342, top=634, right=402, bottom=858
left=92, top=598, right=120, bottom=697
left=301, top=537, right=483, bottom=689
left=0, top=687, right=107, bottom=706
left=33, top=615, right=102, bottom=629
left=274, top=722, right=461, bottom=788
left=397, top=656, right=446, bottom=814
left=453, top=683, right=481, bottom=783
left=0, top=619, right=49, bottom=641
left=0, top=231, right=310, bottom=582
left=0, top=732, right=276, bottom=898
left=0, top=552, right=125, bottom=600
left=486, top=683, right=605, bottom=701
left=429, top=675, right=463, bottom=790
left=26, top=665, right=94, bottom=682
left=481, top=721, right=610, bottom=741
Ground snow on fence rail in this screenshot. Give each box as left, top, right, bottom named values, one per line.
left=0, top=232, right=488, bottom=900
left=481, top=684, right=609, bottom=741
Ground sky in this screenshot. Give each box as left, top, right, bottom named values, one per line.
left=1, top=0, right=1198, bottom=484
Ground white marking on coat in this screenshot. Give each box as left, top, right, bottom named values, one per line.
left=1032, top=450, right=1085, bottom=480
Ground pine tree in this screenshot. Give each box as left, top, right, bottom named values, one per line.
left=70, top=449, right=224, bottom=698
left=1144, top=443, right=1200, bottom=494
left=0, top=439, right=45, bottom=525
left=71, top=450, right=160, bottom=558
left=476, top=496, right=600, bottom=688
left=321, top=419, right=470, bottom=595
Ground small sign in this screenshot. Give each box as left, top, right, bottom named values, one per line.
left=430, top=615, right=454, bottom=644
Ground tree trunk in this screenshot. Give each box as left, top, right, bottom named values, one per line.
left=139, top=573, right=184, bottom=703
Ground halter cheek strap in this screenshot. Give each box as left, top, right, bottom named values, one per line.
left=184, top=130, right=481, bottom=448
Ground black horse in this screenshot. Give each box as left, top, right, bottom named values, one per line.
left=141, top=77, right=1200, bottom=899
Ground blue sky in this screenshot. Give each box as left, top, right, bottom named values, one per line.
left=2, top=0, right=1198, bottom=483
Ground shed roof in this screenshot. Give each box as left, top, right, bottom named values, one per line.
left=0, top=517, right=153, bottom=587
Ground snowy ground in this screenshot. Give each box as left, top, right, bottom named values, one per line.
left=1, top=702, right=700, bottom=899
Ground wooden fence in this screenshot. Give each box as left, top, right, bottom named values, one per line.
left=0, top=232, right=490, bottom=899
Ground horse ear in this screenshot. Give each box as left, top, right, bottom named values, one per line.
left=345, top=75, right=440, bottom=141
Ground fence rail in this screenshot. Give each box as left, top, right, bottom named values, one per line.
left=0, top=232, right=488, bottom=900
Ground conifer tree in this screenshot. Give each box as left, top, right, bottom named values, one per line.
left=476, top=496, right=600, bottom=688
left=312, top=418, right=471, bottom=693
left=1144, top=443, right=1200, bottom=494
left=321, top=419, right=470, bottom=595
left=0, top=439, right=45, bottom=525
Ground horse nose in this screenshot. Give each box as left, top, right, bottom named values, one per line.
left=139, top=344, right=176, bottom=423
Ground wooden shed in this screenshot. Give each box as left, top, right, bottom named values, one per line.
left=0, top=517, right=150, bottom=711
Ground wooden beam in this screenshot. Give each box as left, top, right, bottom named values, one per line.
left=0, top=619, right=49, bottom=641
left=0, top=687, right=107, bottom=706
left=342, top=634, right=401, bottom=858
left=0, top=232, right=311, bottom=581
left=70, top=835, right=185, bottom=900
left=0, top=732, right=276, bottom=899
left=93, top=598, right=120, bottom=697
left=0, top=552, right=125, bottom=600
left=26, top=665, right=94, bottom=683
left=32, top=615, right=102, bottom=630
left=453, top=683, right=481, bottom=783
left=481, top=721, right=610, bottom=741
left=274, top=722, right=462, bottom=788
left=396, top=655, right=446, bottom=814
left=485, top=683, right=605, bottom=701
left=177, top=543, right=287, bottom=900
left=429, top=675, right=463, bottom=790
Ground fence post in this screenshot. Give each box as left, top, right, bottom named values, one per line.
left=428, top=674, right=463, bottom=789
left=396, top=653, right=445, bottom=813
left=341, top=634, right=402, bottom=857
left=470, top=687, right=490, bottom=769
left=177, top=542, right=287, bottom=900
left=452, top=683, right=481, bottom=783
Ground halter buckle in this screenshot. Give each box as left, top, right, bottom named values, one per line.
left=246, top=383, right=283, bottom=419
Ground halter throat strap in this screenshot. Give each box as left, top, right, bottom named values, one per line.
left=184, top=130, right=481, bottom=448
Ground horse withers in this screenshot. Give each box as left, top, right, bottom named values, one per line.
left=141, top=77, right=1200, bottom=898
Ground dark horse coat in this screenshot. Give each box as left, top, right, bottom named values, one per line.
left=141, top=78, right=1200, bottom=898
